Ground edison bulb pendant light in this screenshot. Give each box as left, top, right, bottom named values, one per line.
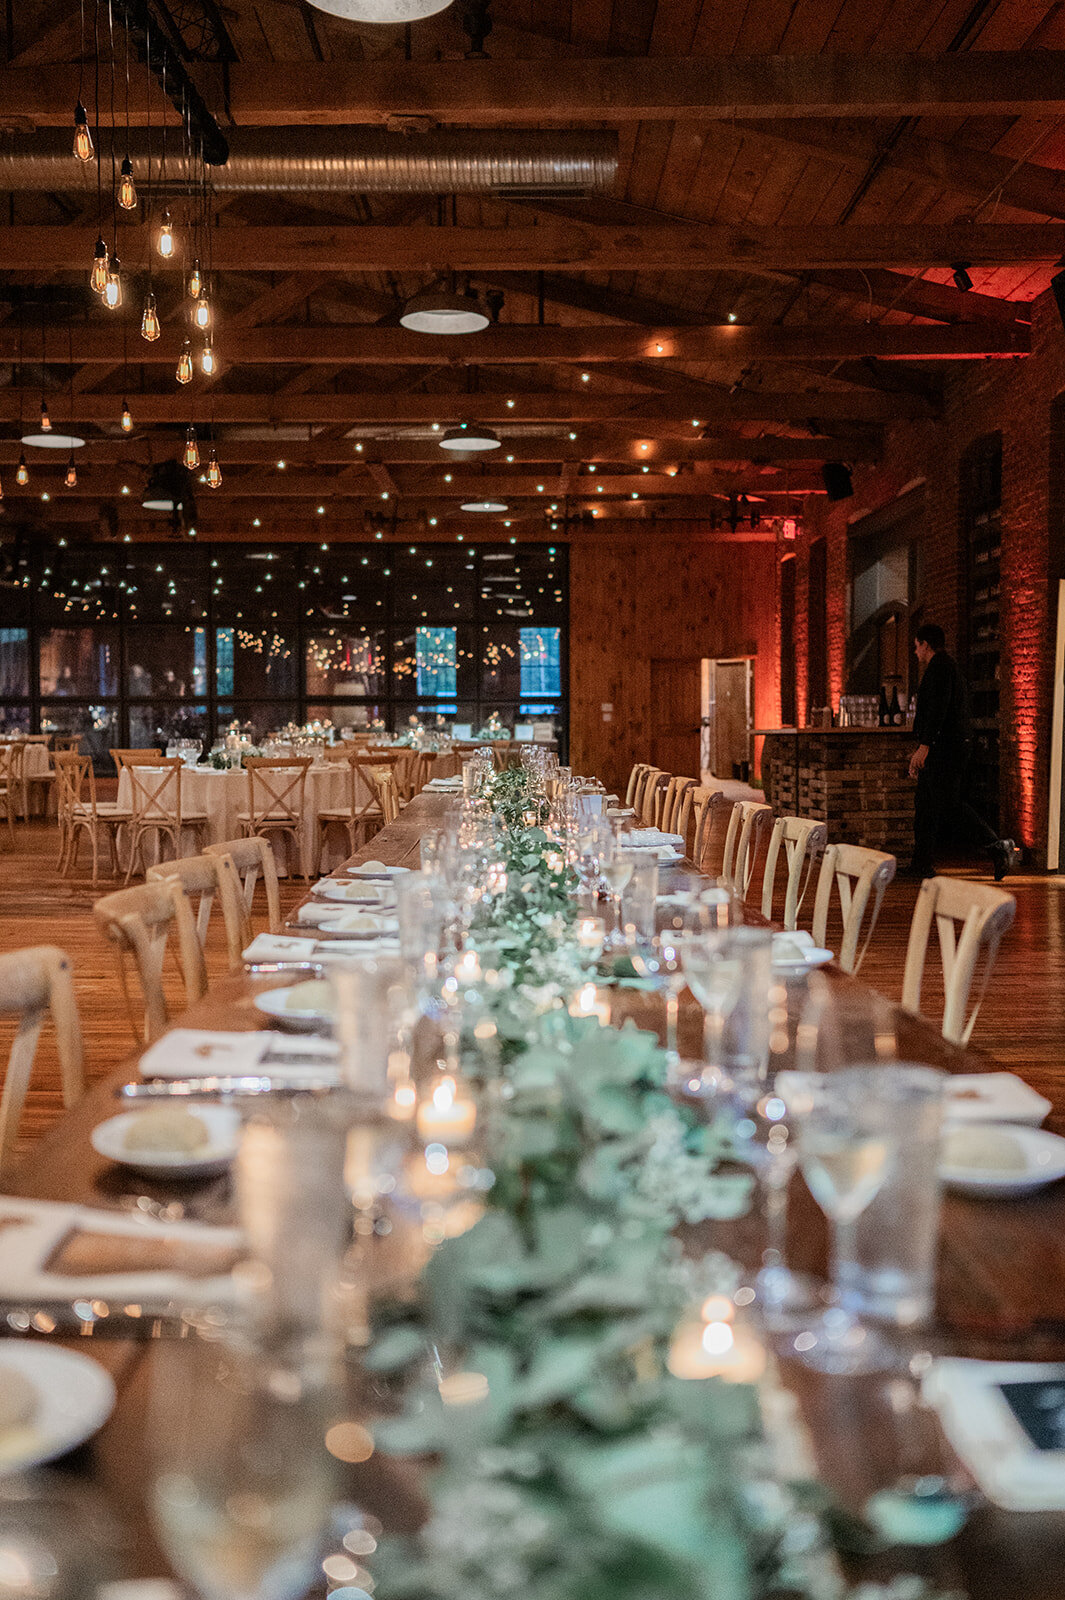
left=0, top=473, right=4, bottom=501
left=104, top=256, right=123, bottom=310
left=73, top=101, right=93, bottom=162
left=184, top=427, right=200, bottom=470
left=176, top=340, right=194, bottom=385
left=90, top=237, right=109, bottom=295
left=158, top=209, right=174, bottom=259
left=206, top=450, right=222, bottom=489
left=140, top=292, right=160, bottom=342
left=121, top=399, right=133, bottom=434
left=118, top=156, right=137, bottom=210
left=187, top=259, right=202, bottom=299
left=200, top=338, right=215, bottom=377
left=16, top=454, right=28, bottom=486
left=40, top=400, right=52, bottom=433
left=194, top=294, right=210, bottom=330
left=64, top=455, right=78, bottom=488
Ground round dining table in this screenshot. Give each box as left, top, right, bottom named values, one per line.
left=115, top=760, right=374, bottom=875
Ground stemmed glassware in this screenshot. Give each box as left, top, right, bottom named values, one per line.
left=600, top=839, right=636, bottom=950
left=574, top=819, right=611, bottom=911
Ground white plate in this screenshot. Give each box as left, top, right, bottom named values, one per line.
left=253, top=985, right=334, bottom=1029
left=91, top=1107, right=241, bottom=1178
left=313, top=881, right=394, bottom=904
left=772, top=947, right=834, bottom=976
left=939, top=1123, right=1065, bottom=1198
left=0, top=1345, right=116, bottom=1474
left=350, top=863, right=410, bottom=878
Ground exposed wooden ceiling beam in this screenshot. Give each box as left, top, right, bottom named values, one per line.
left=0, top=433, right=879, bottom=466
left=8, top=321, right=1028, bottom=365
left=5, top=468, right=823, bottom=501
left=3, top=222, right=1062, bottom=272
left=10, top=55, right=1065, bottom=125
left=0, top=389, right=928, bottom=423
left=733, top=120, right=1065, bottom=222
left=801, top=268, right=1030, bottom=326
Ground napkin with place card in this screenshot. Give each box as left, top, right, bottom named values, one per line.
left=138, top=1028, right=340, bottom=1082
left=625, top=828, right=686, bottom=849
left=0, top=1195, right=243, bottom=1311
left=943, top=1073, right=1052, bottom=1127
left=242, top=931, right=399, bottom=963
left=924, top=1359, right=1065, bottom=1510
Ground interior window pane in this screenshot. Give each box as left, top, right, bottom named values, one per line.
left=479, top=625, right=522, bottom=699
left=127, top=626, right=209, bottom=697
left=305, top=629, right=387, bottom=697
left=120, top=546, right=207, bottom=622
left=416, top=627, right=457, bottom=698
left=0, top=707, right=31, bottom=734
left=129, top=704, right=208, bottom=750
left=306, top=702, right=388, bottom=735
left=39, top=628, right=119, bottom=697
left=216, top=625, right=297, bottom=698
left=519, top=627, right=562, bottom=697
left=0, top=629, right=29, bottom=697
left=217, top=702, right=299, bottom=741
left=40, top=703, right=120, bottom=773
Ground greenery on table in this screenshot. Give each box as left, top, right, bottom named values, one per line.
left=366, top=769, right=962, bottom=1600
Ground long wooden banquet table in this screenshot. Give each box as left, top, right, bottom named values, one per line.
left=6, top=789, right=1065, bottom=1597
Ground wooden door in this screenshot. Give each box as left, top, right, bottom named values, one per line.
left=650, top=658, right=702, bottom=777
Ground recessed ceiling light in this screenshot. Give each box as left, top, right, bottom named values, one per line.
left=400, top=288, right=489, bottom=335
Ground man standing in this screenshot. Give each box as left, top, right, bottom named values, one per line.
left=908, top=623, right=1017, bottom=881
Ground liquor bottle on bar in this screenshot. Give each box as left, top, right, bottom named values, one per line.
left=878, top=686, right=891, bottom=726
left=890, top=686, right=903, bottom=725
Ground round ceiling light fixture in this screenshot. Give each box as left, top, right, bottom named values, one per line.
left=440, top=423, right=501, bottom=453
left=20, top=431, right=85, bottom=451
left=305, top=0, right=453, bottom=16
left=461, top=499, right=508, bottom=513
left=400, top=289, right=490, bottom=335
left=142, top=460, right=197, bottom=515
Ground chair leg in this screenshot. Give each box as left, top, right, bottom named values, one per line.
left=91, top=826, right=100, bottom=885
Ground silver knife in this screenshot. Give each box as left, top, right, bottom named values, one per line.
left=117, top=1074, right=341, bottom=1099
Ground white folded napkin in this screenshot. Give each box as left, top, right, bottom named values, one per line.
left=138, top=1029, right=267, bottom=1080
left=626, top=828, right=685, bottom=848
left=944, top=1073, right=1052, bottom=1127
left=318, top=909, right=399, bottom=934
left=243, top=933, right=319, bottom=962
left=924, top=1359, right=1065, bottom=1510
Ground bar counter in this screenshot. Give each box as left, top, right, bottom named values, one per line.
left=757, top=725, right=915, bottom=855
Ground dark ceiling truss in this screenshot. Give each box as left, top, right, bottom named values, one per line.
left=110, top=0, right=230, bottom=164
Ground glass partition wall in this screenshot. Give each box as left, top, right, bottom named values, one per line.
left=0, top=541, right=568, bottom=769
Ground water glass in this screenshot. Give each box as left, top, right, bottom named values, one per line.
left=833, top=1063, right=945, bottom=1329
left=621, top=854, right=659, bottom=940
left=395, top=871, right=452, bottom=965
left=683, top=926, right=773, bottom=1091
left=150, top=1318, right=339, bottom=1600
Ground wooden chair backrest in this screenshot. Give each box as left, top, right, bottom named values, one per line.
left=370, top=766, right=401, bottom=823
left=690, top=786, right=732, bottom=874
left=624, top=763, right=648, bottom=808
left=901, top=876, right=1016, bottom=1045
left=148, top=852, right=252, bottom=971
left=126, top=757, right=186, bottom=827
left=1, top=740, right=26, bottom=787
left=53, top=750, right=91, bottom=819
left=760, top=815, right=829, bottom=930
left=204, top=835, right=282, bottom=935
left=811, top=841, right=897, bottom=976
left=243, top=757, right=312, bottom=829
left=636, top=767, right=668, bottom=825
left=110, top=747, right=163, bottom=776
left=93, top=879, right=207, bottom=1044
left=661, top=775, right=697, bottom=837
left=0, top=945, right=83, bottom=1172
left=53, top=735, right=82, bottom=753
left=334, top=751, right=383, bottom=824
left=720, top=800, right=774, bottom=899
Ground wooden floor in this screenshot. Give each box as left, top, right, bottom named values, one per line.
left=2, top=817, right=1064, bottom=1155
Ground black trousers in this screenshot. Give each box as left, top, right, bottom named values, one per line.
left=912, top=756, right=998, bottom=875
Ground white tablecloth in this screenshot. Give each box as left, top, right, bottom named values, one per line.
left=1, top=739, right=52, bottom=816
left=117, top=763, right=374, bottom=875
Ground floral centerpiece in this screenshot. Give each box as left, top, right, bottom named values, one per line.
left=474, top=711, right=510, bottom=741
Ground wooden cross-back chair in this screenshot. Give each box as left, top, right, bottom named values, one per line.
left=0, top=742, right=22, bottom=842
left=760, top=816, right=829, bottom=930
left=147, top=852, right=252, bottom=972
left=54, top=750, right=130, bottom=881
left=659, top=776, right=697, bottom=838
left=370, top=765, right=402, bottom=824
left=239, top=756, right=313, bottom=880
left=811, top=841, right=897, bottom=976
left=124, top=758, right=207, bottom=882
left=94, top=879, right=208, bottom=1045
left=316, top=750, right=385, bottom=871
left=110, top=747, right=163, bottom=777
left=720, top=800, right=774, bottom=900
left=204, top=836, right=283, bottom=940
left=901, top=876, right=1016, bottom=1045
left=624, top=763, right=649, bottom=808
left=635, top=767, right=668, bottom=826
left=0, top=946, right=84, bottom=1172
left=689, top=787, right=733, bottom=874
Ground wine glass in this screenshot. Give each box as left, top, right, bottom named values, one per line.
left=600, top=844, right=636, bottom=951
left=149, top=1320, right=340, bottom=1600
left=793, top=1067, right=900, bottom=1374
left=676, top=928, right=748, bottom=1094
left=574, top=820, right=610, bottom=911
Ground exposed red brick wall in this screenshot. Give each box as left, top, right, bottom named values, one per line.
left=783, top=288, right=1065, bottom=865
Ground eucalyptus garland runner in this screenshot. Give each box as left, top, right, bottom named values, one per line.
left=365, top=770, right=962, bottom=1600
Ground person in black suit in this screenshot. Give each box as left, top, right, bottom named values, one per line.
left=908, top=622, right=1017, bottom=881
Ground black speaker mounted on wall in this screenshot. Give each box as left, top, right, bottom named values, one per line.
left=821, top=462, right=854, bottom=502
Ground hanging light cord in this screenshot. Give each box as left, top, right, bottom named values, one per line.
left=107, top=0, right=118, bottom=254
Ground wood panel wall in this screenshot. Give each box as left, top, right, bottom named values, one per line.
left=567, top=525, right=779, bottom=792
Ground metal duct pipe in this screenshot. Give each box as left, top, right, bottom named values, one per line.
left=0, top=128, right=617, bottom=194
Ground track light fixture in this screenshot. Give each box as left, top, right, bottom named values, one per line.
left=951, top=263, right=973, bottom=293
